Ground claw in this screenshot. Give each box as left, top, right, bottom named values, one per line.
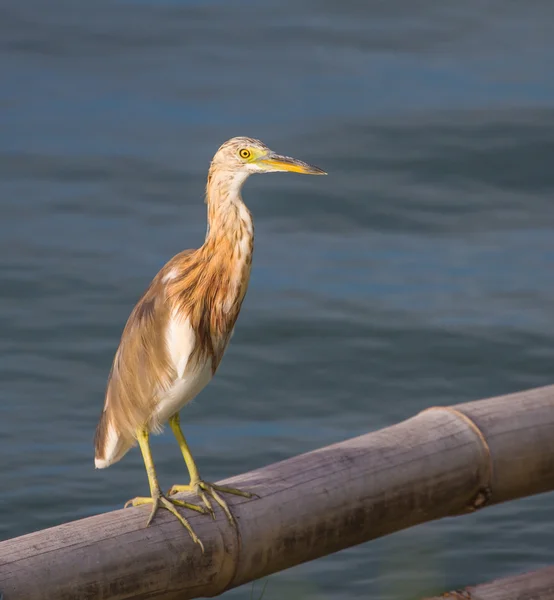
left=208, top=486, right=236, bottom=527
left=145, top=495, right=161, bottom=527
left=167, top=480, right=256, bottom=528
left=211, top=483, right=259, bottom=499
left=199, top=490, right=216, bottom=519
left=125, top=491, right=205, bottom=552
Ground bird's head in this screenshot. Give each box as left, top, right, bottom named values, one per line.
left=210, top=136, right=326, bottom=178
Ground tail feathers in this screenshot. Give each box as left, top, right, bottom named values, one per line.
left=94, top=410, right=132, bottom=469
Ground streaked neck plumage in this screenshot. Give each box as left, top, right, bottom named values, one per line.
left=175, top=164, right=254, bottom=370
left=204, top=166, right=253, bottom=245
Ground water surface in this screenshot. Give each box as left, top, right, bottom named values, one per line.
left=1, top=1, right=554, bottom=598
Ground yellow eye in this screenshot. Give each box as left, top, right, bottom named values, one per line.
left=239, top=148, right=251, bottom=159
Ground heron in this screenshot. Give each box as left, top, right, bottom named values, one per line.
left=94, top=136, right=326, bottom=549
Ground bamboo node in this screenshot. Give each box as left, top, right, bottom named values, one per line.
left=419, top=405, right=493, bottom=512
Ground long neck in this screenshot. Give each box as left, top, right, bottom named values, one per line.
left=203, top=166, right=254, bottom=248
left=168, top=167, right=255, bottom=373
left=201, top=166, right=254, bottom=315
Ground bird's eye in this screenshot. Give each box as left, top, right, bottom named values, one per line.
left=239, top=148, right=251, bottom=159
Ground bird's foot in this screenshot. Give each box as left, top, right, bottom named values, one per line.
left=167, top=480, right=257, bottom=527
left=125, top=490, right=206, bottom=552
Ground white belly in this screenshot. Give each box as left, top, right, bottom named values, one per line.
left=153, top=312, right=213, bottom=429
left=155, top=360, right=213, bottom=427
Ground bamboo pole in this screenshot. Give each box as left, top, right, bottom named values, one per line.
left=1, top=385, right=554, bottom=600
left=423, top=564, right=554, bottom=600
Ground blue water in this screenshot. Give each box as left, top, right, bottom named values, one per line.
left=1, top=1, right=554, bottom=598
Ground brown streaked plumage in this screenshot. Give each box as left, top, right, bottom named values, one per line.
left=94, top=136, right=326, bottom=549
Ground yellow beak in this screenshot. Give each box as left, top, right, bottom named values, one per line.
left=257, top=152, right=327, bottom=175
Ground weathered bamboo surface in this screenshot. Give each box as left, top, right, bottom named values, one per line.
left=1, top=385, right=554, bottom=600
left=423, top=564, right=554, bottom=600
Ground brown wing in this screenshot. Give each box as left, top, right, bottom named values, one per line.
left=94, top=252, right=192, bottom=467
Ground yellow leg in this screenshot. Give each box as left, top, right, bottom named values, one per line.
left=167, top=414, right=257, bottom=527
left=125, top=428, right=206, bottom=551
